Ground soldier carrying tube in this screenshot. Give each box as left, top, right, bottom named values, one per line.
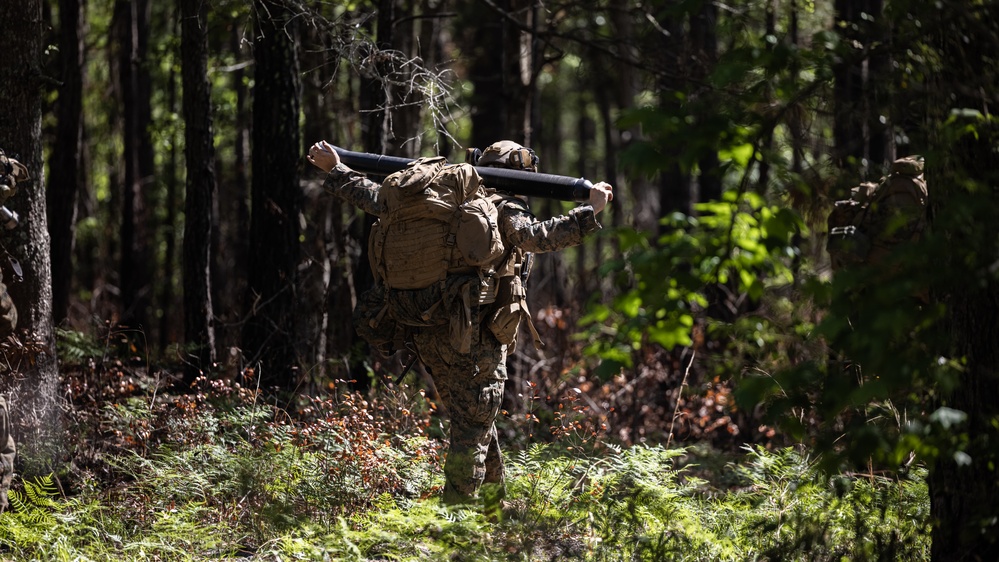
left=308, top=139, right=612, bottom=512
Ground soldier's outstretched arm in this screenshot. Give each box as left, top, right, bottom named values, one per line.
left=307, top=140, right=386, bottom=217
left=498, top=192, right=609, bottom=254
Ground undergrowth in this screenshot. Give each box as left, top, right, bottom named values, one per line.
left=0, top=363, right=930, bottom=561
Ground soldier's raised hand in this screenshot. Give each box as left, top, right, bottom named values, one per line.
left=307, top=140, right=341, bottom=173
left=589, top=181, right=614, bottom=214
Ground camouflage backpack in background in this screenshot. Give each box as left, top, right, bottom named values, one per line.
left=827, top=155, right=929, bottom=272
left=356, top=156, right=506, bottom=354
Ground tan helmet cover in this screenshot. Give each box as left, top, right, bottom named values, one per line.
left=477, top=140, right=539, bottom=172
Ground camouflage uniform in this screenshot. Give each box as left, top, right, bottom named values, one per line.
left=0, top=151, right=24, bottom=512
left=0, top=395, right=12, bottom=512
left=323, top=162, right=600, bottom=504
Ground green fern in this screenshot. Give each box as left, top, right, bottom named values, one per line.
left=5, top=473, right=60, bottom=523
left=54, top=327, right=106, bottom=364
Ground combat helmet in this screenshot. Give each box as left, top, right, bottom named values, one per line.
left=467, top=140, right=539, bottom=172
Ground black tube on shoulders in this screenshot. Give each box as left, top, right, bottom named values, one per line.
left=333, top=146, right=591, bottom=202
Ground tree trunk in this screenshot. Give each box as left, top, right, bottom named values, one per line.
left=297, top=12, right=339, bottom=385
left=832, top=0, right=868, bottom=173
left=459, top=0, right=526, bottom=147
left=115, top=0, right=154, bottom=335
left=180, top=0, right=217, bottom=382
left=216, top=15, right=252, bottom=377
left=930, top=289, right=999, bottom=562
left=655, top=10, right=692, bottom=220
left=48, top=0, right=85, bottom=326
left=690, top=0, right=722, bottom=203
left=865, top=0, right=891, bottom=165
left=0, top=0, right=61, bottom=475
left=244, top=0, right=302, bottom=386
left=929, top=136, right=999, bottom=559
left=158, top=12, right=180, bottom=355
left=924, top=3, right=999, bottom=556
left=607, top=0, right=633, bottom=230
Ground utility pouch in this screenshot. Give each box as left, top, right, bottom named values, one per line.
left=487, top=275, right=542, bottom=352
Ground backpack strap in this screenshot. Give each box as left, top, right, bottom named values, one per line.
left=511, top=260, right=544, bottom=351
left=444, top=204, right=462, bottom=273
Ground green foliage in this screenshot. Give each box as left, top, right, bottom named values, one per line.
left=737, top=112, right=999, bottom=473
left=730, top=446, right=930, bottom=560
left=55, top=327, right=107, bottom=365
left=581, top=190, right=802, bottom=379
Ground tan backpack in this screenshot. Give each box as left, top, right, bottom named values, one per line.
left=827, top=156, right=928, bottom=272
left=368, top=156, right=505, bottom=289
left=355, top=157, right=506, bottom=355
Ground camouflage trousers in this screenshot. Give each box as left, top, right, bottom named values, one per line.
left=413, top=322, right=507, bottom=505
left=0, top=275, right=14, bottom=513
left=0, top=396, right=14, bottom=512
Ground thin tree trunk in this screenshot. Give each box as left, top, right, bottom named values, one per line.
left=180, top=0, right=217, bottom=382
left=116, top=0, right=154, bottom=335
left=757, top=0, right=777, bottom=192
left=461, top=0, right=508, bottom=147
left=865, top=0, right=891, bottom=165
left=691, top=0, right=721, bottom=203
left=217, top=17, right=252, bottom=377
left=49, top=0, right=85, bottom=326
left=606, top=0, right=632, bottom=231
left=925, top=3, right=999, bottom=555
left=656, top=10, right=691, bottom=221
left=244, top=0, right=302, bottom=385
left=159, top=11, right=180, bottom=354
left=832, top=0, right=866, bottom=172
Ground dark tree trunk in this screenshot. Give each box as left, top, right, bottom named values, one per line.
left=929, top=133, right=999, bottom=561
left=216, top=17, right=252, bottom=377
left=180, top=0, right=217, bottom=382
left=832, top=0, right=870, bottom=174
left=757, top=0, right=777, bottom=192
left=48, top=0, right=85, bottom=326
left=931, top=298, right=999, bottom=562
left=353, top=0, right=393, bottom=313
left=115, top=0, right=154, bottom=334
left=244, top=0, right=302, bottom=385
left=459, top=0, right=531, bottom=146
left=158, top=12, right=180, bottom=355
left=297, top=10, right=342, bottom=385
left=607, top=0, right=635, bottom=230
left=690, top=0, right=721, bottom=203
left=865, top=0, right=891, bottom=165
left=385, top=2, right=418, bottom=157
left=924, top=3, right=999, bottom=557
left=0, top=0, right=61, bottom=474
left=655, top=11, right=692, bottom=221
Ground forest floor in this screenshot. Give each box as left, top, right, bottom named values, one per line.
left=0, top=337, right=931, bottom=561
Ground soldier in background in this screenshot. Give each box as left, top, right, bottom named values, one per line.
left=307, top=139, right=613, bottom=507
left=0, top=149, right=26, bottom=512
